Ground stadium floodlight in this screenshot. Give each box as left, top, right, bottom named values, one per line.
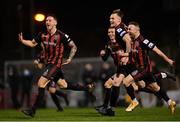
left=34, top=13, right=45, bottom=22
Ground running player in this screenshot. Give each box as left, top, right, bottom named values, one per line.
left=123, top=21, right=176, bottom=114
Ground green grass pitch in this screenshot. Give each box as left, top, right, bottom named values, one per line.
left=0, top=107, right=179, bottom=121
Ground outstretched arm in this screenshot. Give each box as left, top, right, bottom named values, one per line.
left=62, top=41, right=77, bottom=65
left=152, top=46, right=174, bottom=66
left=18, top=32, right=37, bottom=47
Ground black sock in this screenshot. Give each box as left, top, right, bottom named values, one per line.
left=50, top=93, right=62, bottom=110
left=126, top=85, right=135, bottom=100
left=67, top=82, right=88, bottom=91
left=154, top=92, right=162, bottom=100
left=156, top=88, right=169, bottom=102
left=138, top=87, right=154, bottom=94
left=32, top=88, right=45, bottom=112
left=138, top=88, right=162, bottom=100
left=110, top=86, right=119, bottom=107
left=55, top=90, right=66, bottom=98
left=103, top=88, right=111, bottom=107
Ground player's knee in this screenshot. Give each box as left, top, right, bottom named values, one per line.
left=137, top=81, right=146, bottom=89
left=148, top=83, right=160, bottom=92
left=38, top=77, right=48, bottom=88
left=113, top=80, right=121, bottom=87
left=49, top=87, right=56, bottom=93
left=57, top=79, right=68, bottom=88
left=104, top=81, right=112, bottom=88
left=131, top=83, right=138, bottom=91
left=123, top=78, right=130, bottom=87
left=153, top=85, right=160, bottom=92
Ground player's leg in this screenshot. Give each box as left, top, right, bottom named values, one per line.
left=57, top=78, right=96, bottom=103
left=57, top=79, right=94, bottom=91
left=22, top=76, right=49, bottom=117
left=153, top=72, right=176, bottom=81
left=147, top=82, right=176, bottom=114
left=54, top=90, right=69, bottom=106
left=48, top=82, right=64, bottom=111
left=123, top=74, right=139, bottom=112
left=95, top=76, right=113, bottom=111
left=98, top=73, right=124, bottom=116
left=22, top=64, right=58, bottom=117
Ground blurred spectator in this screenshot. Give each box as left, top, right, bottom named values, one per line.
left=81, top=63, right=96, bottom=106
left=20, top=67, right=33, bottom=108
left=98, top=62, right=114, bottom=93
left=7, top=65, right=21, bottom=109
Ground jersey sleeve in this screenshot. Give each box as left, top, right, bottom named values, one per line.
left=142, top=39, right=156, bottom=50
left=116, top=27, right=127, bottom=39
left=62, top=33, right=72, bottom=44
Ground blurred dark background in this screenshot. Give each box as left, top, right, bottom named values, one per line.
left=1, top=0, right=180, bottom=75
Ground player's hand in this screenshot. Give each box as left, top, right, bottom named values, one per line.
left=18, top=32, right=24, bottom=43
left=34, top=59, right=40, bottom=65
left=100, top=50, right=106, bottom=56
left=62, top=58, right=72, bottom=66
left=168, top=58, right=175, bottom=66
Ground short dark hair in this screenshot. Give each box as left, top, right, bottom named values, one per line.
left=112, top=9, right=124, bottom=18
left=108, top=26, right=114, bottom=29
left=46, top=13, right=57, bottom=21
left=128, top=21, right=140, bottom=27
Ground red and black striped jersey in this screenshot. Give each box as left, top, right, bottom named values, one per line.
left=115, top=23, right=128, bottom=52
left=104, top=41, right=123, bottom=66
left=35, top=30, right=72, bottom=68
left=130, top=34, right=155, bottom=69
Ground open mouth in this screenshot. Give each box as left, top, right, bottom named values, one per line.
left=46, top=25, right=50, bottom=28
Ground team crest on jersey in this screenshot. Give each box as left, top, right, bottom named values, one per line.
left=143, top=39, right=149, bottom=44
left=43, top=41, right=57, bottom=46
left=117, top=28, right=122, bottom=33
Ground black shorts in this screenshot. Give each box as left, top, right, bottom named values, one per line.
left=131, top=66, right=155, bottom=83
left=47, top=81, right=56, bottom=89
left=41, top=63, right=64, bottom=83
left=117, top=64, right=137, bottom=77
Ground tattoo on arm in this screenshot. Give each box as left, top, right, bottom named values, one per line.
left=68, top=41, right=77, bottom=60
